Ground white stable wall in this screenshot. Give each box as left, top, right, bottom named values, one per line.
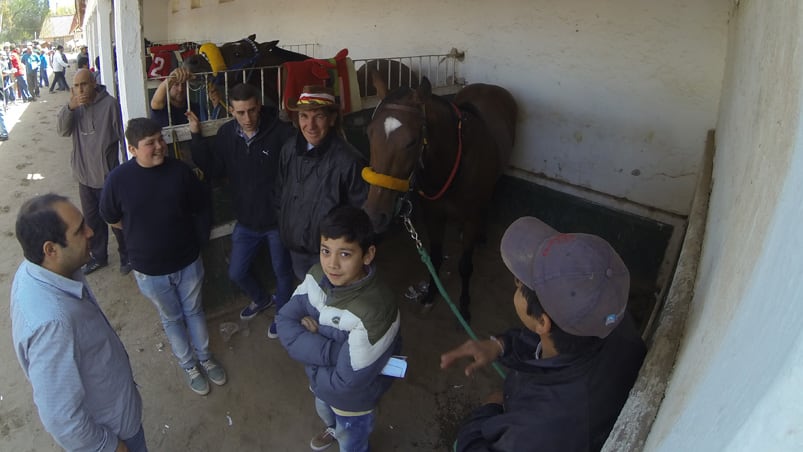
left=142, top=0, right=168, bottom=44
left=645, top=1, right=803, bottom=450
left=151, top=0, right=729, bottom=216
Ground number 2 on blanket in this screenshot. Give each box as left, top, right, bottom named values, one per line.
left=380, top=356, right=408, bottom=378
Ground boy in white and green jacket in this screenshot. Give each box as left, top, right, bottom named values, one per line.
left=277, top=206, right=401, bottom=452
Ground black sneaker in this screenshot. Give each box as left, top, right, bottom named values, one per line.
left=239, top=295, right=276, bottom=320
left=82, top=258, right=107, bottom=275
left=120, top=262, right=133, bottom=275
left=266, top=321, right=279, bottom=339
left=0, top=134, right=7, bottom=141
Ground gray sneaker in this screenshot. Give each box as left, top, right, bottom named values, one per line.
left=185, top=365, right=210, bottom=395
left=201, top=358, right=227, bottom=386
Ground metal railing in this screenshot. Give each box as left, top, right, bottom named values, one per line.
left=279, top=43, right=318, bottom=58
left=352, top=52, right=464, bottom=98
left=154, top=50, right=465, bottom=140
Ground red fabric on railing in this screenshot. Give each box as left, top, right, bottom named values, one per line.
left=281, top=58, right=335, bottom=110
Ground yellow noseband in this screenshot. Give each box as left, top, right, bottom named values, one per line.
left=361, top=167, right=410, bottom=192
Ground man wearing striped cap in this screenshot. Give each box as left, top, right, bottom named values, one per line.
left=276, top=85, right=368, bottom=282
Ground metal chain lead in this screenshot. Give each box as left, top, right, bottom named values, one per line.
left=398, top=201, right=506, bottom=380
left=402, top=215, right=424, bottom=251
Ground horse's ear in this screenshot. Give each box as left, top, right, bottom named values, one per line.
left=248, top=34, right=257, bottom=41
left=370, top=69, right=389, bottom=99
left=415, top=77, right=432, bottom=102
left=265, top=40, right=279, bottom=49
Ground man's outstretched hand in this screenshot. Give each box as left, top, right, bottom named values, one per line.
left=440, top=339, right=503, bottom=377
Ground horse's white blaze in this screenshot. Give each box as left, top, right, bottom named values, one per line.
left=384, top=116, right=403, bottom=139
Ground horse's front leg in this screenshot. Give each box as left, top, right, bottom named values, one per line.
left=457, top=244, right=475, bottom=324
left=419, top=215, right=445, bottom=310
left=456, top=220, right=483, bottom=324
left=420, top=239, right=444, bottom=309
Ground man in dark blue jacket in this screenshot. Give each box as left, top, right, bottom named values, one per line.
left=441, top=217, right=647, bottom=452
left=188, top=83, right=295, bottom=337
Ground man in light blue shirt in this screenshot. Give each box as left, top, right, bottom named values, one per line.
left=10, top=194, right=146, bottom=452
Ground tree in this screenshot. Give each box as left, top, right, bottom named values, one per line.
left=0, top=0, right=50, bottom=43
left=54, top=5, right=75, bottom=16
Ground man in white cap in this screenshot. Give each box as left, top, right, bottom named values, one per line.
left=441, top=216, right=647, bottom=452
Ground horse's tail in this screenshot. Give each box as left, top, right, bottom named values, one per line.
left=454, top=84, right=518, bottom=168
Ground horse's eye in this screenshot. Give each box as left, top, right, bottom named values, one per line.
left=406, top=138, right=419, bottom=149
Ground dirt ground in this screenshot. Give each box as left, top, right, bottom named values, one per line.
left=0, top=69, right=521, bottom=451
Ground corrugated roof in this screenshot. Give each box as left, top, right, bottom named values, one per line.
left=39, top=15, right=75, bottom=40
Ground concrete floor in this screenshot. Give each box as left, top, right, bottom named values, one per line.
left=0, top=74, right=520, bottom=451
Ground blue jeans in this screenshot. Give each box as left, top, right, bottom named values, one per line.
left=15, top=75, right=31, bottom=100
left=4, top=75, right=15, bottom=101
left=123, top=424, right=148, bottom=452
left=315, top=397, right=375, bottom=452
left=0, top=106, right=7, bottom=136
left=229, top=223, right=294, bottom=309
left=134, top=256, right=210, bottom=369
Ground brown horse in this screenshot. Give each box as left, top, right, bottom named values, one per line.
left=362, top=77, right=517, bottom=322
left=183, top=34, right=308, bottom=104
left=356, top=59, right=420, bottom=98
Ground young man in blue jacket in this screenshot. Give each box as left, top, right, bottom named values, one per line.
left=441, top=216, right=647, bottom=452
left=188, top=83, right=296, bottom=336
left=277, top=206, right=401, bottom=452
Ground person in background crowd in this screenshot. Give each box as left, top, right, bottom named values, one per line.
left=1, top=53, right=16, bottom=102
left=10, top=48, right=32, bottom=102
left=22, top=47, right=40, bottom=99
left=50, top=45, right=69, bottom=92
left=77, top=46, right=89, bottom=69
left=0, top=99, right=9, bottom=141
left=39, top=46, right=49, bottom=87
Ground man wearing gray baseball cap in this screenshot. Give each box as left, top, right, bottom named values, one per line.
left=441, top=216, right=647, bottom=451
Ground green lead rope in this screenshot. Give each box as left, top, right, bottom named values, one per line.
left=403, top=215, right=506, bottom=379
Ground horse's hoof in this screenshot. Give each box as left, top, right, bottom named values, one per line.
left=404, top=281, right=429, bottom=301
left=419, top=303, right=434, bottom=315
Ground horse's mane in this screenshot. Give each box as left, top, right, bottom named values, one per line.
left=266, top=45, right=307, bottom=60
left=382, top=86, right=414, bottom=104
